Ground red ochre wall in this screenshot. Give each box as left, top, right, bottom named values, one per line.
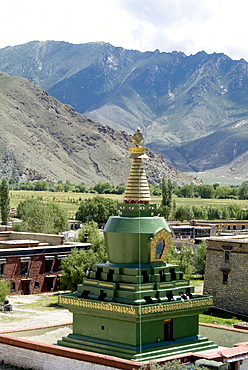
left=4, top=256, right=61, bottom=295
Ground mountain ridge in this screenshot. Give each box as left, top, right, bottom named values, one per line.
left=1, top=41, right=248, bottom=182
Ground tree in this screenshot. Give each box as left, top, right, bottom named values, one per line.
left=227, top=203, right=242, bottom=219
left=161, top=176, right=173, bottom=208
left=114, top=184, right=126, bottom=194
left=0, top=279, right=10, bottom=303
left=63, top=180, right=73, bottom=192
left=156, top=205, right=171, bottom=219
left=178, top=245, right=195, bottom=276
left=191, top=206, right=207, bottom=220
left=93, top=182, right=114, bottom=194
left=77, top=221, right=106, bottom=253
left=207, top=206, right=222, bottom=220
left=15, top=199, right=68, bottom=234
left=0, top=178, right=10, bottom=225
left=75, top=196, right=118, bottom=224
left=215, top=185, right=234, bottom=199
left=238, top=181, right=248, bottom=200
left=176, top=184, right=195, bottom=198
left=149, top=184, right=161, bottom=196
left=165, top=243, right=180, bottom=265
left=174, top=205, right=194, bottom=222
left=60, top=248, right=95, bottom=291
left=74, top=183, right=87, bottom=193
left=197, top=185, right=215, bottom=199
left=60, top=222, right=107, bottom=291
left=194, top=241, right=207, bottom=277
left=33, top=180, right=49, bottom=191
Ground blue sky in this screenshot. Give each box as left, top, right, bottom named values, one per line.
left=1, top=0, right=248, bottom=60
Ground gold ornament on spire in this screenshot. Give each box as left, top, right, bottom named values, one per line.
left=132, top=127, right=144, bottom=147
left=123, top=128, right=151, bottom=204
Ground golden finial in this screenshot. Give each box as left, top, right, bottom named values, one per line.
left=132, top=127, right=144, bottom=147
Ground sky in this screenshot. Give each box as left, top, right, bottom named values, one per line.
left=1, top=0, right=248, bottom=61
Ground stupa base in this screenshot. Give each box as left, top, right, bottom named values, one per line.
left=58, top=334, right=218, bottom=361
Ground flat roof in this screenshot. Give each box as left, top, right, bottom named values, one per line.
left=0, top=243, right=91, bottom=258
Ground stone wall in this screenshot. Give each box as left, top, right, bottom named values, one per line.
left=199, top=323, right=248, bottom=347
left=0, top=335, right=142, bottom=370
left=203, top=237, right=248, bottom=315
left=0, top=342, right=115, bottom=370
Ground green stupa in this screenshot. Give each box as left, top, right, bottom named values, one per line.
left=58, top=128, right=217, bottom=361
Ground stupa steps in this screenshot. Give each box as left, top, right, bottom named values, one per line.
left=57, top=334, right=218, bottom=361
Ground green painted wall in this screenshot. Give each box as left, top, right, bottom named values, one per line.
left=139, top=320, right=164, bottom=344
left=104, top=216, right=170, bottom=264
left=105, top=232, right=151, bottom=264
left=72, top=312, right=168, bottom=346
left=173, top=315, right=199, bottom=340
left=73, top=313, right=136, bottom=345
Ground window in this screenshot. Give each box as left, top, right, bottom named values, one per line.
left=220, top=268, right=230, bottom=284
left=34, top=282, right=40, bottom=289
left=57, top=255, right=66, bottom=272
left=225, top=251, right=230, bottom=263
left=20, top=257, right=30, bottom=275
left=10, top=282, right=16, bottom=292
left=0, top=259, right=6, bottom=277
left=45, top=256, right=54, bottom=273
left=223, top=272, right=229, bottom=284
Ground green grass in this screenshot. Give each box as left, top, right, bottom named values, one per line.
left=14, top=295, right=60, bottom=310
left=172, top=196, right=248, bottom=208
left=9, top=191, right=123, bottom=218
left=199, top=314, right=239, bottom=327
left=9, top=191, right=248, bottom=219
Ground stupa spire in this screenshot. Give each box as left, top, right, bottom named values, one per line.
left=123, top=128, right=151, bottom=204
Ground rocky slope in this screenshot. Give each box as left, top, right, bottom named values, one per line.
left=0, top=72, right=200, bottom=185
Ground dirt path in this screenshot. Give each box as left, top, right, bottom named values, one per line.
left=0, top=293, right=72, bottom=333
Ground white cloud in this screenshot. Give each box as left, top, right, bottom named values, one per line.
left=0, top=0, right=248, bottom=60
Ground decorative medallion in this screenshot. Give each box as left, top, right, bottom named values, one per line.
left=150, top=228, right=171, bottom=262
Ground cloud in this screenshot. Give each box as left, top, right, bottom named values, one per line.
left=118, top=0, right=248, bottom=60
left=0, top=0, right=248, bottom=61
left=119, top=0, right=213, bottom=27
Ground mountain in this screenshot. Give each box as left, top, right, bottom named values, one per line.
left=1, top=41, right=248, bottom=182
left=0, top=72, right=199, bottom=185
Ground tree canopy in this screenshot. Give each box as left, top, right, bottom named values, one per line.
left=75, top=196, right=118, bottom=224
left=0, top=280, right=10, bottom=303
left=239, top=181, right=248, bottom=200
left=15, top=198, right=68, bottom=234
left=60, top=221, right=107, bottom=291
left=0, top=178, right=10, bottom=225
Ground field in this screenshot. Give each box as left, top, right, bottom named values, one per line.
left=9, top=191, right=124, bottom=219
left=9, top=191, right=248, bottom=219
